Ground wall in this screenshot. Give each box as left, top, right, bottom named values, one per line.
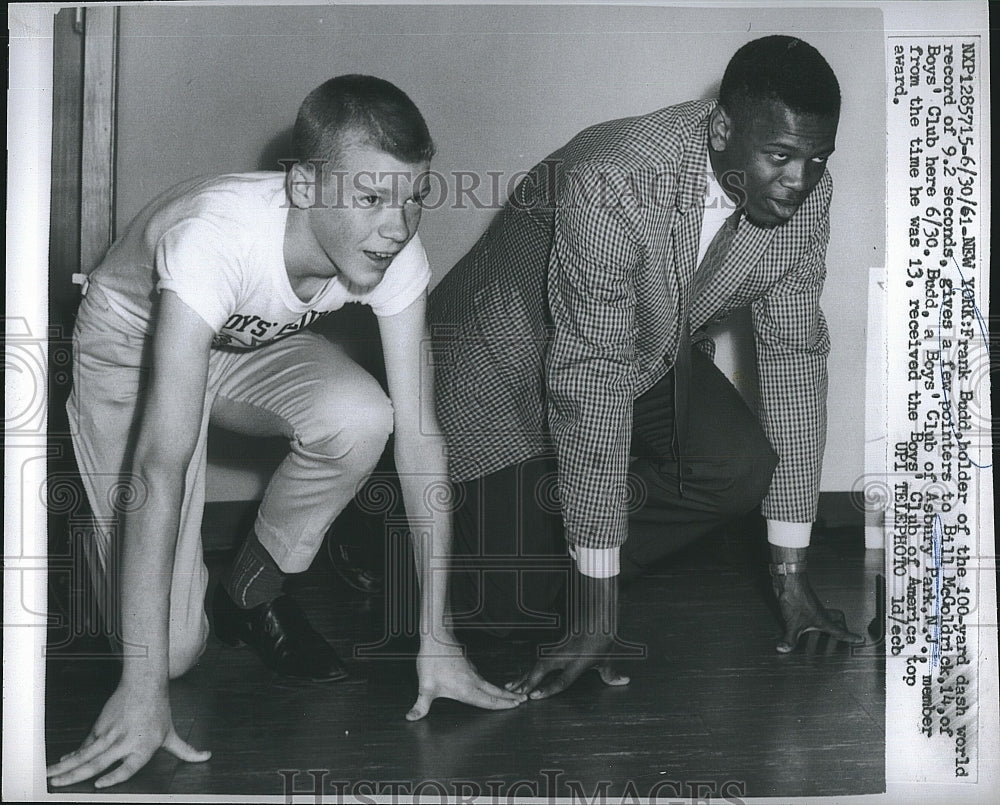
left=113, top=4, right=885, bottom=497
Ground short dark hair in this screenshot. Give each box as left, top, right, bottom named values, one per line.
left=719, top=36, right=840, bottom=126
left=292, top=74, right=435, bottom=166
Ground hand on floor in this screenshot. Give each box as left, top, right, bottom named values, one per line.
left=772, top=569, right=864, bottom=653
left=505, top=632, right=631, bottom=700
left=46, top=682, right=210, bottom=788
left=406, top=642, right=527, bottom=720
left=506, top=565, right=633, bottom=700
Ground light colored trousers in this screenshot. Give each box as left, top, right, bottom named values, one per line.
left=67, top=280, right=393, bottom=677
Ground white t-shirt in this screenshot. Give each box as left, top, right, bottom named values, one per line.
left=91, top=172, right=431, bottom=349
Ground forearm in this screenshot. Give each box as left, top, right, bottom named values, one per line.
left=118, top=463, right=187, bottom=690
left=753, top=209, right=830, bottom=525
left=547, top=369, right=633, bottom=549
left=757, top=368, right=826, bottom=524
left=393, top=431, right=453, bottom=645
left=377, top=301, right=467, bottom=648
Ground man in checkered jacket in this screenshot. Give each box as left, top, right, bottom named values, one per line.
left=429, top=35, right=863, bottom=698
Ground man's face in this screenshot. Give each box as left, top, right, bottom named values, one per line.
left=710, top=100, right=838, bottom=228
left=305, top=139, right=430, bottom=291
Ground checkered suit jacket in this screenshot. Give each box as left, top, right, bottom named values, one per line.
left=429, top=99, right=831, bottom=551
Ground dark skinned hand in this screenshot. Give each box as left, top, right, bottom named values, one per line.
left=505, top=567, right=636, bottom=699
left=771, top=545, right=864, bottom=653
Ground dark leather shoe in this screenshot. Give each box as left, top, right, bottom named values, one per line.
left=327, top=540, right=385, bottom=595
left=325, top=505, right=385, bottom=595
left=212, top=586, right=349, bottom=682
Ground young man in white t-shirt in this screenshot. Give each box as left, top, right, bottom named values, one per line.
left=48, top=74, right=525, bottom=789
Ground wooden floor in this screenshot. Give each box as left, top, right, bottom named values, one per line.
left=45, top=519, right=885, bottom=798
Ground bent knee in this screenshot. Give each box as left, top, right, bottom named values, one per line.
left=334, top=389, right=394, bottom=457
left=300, top=383, right=394, bottom=463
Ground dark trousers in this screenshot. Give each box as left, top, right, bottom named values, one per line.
left=449, top=350, right=779, bottom=629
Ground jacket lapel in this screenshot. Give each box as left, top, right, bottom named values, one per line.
left=669, top=114, right=712, bottom=320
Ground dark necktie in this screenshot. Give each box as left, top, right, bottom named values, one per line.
left=673, top=210, right=740, bottom=495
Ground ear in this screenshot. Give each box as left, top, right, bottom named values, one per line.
left=286, top=162, right=319, bottom=210
left=708, top=106, right=733, bottom=153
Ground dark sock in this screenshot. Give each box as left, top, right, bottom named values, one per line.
left=225, top=531, right=286, bottom=609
